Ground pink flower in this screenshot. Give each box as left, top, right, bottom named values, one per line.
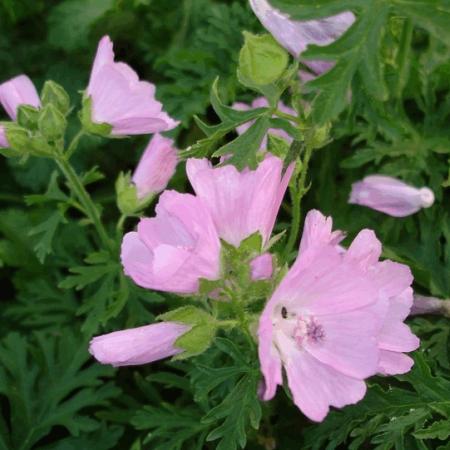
left=349, top=175, right=435, bottom=217
left=249, top=0, right=354, bottom=76
left=89, top=321, right=190, bottom=367
left=186, top=155, right=294, bottom=248
left=233, top=97, right=296, bottom=148
left=0, top=74, right=40, bottom=120
left=132, top=133, right=178, bottom=200
left=251, top=253, right=273, bottom=280
left=258, top=210, right=418, bottom=422
left=0, top=126, right=8, bottom=148
left=121, top=190, right=221, bottom=293
left=87, top=36, right=178, bottom=136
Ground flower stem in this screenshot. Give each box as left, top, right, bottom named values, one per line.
left=55, top=155, right=114, bottom=252
left=283, top=142, right=314, bottom=260
left=274, top=109, right=301, bottom=124
left=65, top=130, right=85, bottom=160
left=116, top=214, right=127, bottom=235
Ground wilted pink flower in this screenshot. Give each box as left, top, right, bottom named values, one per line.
left=251, top=253, right=273, bottom=280
left=87, top=36, right=178, bottom=136
left=258, top=210, right=418, bottom=422
left=349, top=175, right=435, bottom=217
left=0, top=127, right=8, bottom=148
left=132, top=133, right=178, bottom=199
left=234, top=97, right=296, bottom=148
left=0, top=74, right=40, bottom=120
left=89, top=321, right=190, bottom=367
left=186, top=155, right=294, bottom=248
left=121, top=190, right=221, bottom=293
left=249, top=0, right=355, bottom=76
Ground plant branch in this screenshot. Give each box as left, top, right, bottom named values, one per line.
left=55, top=155, right=114, bottom=252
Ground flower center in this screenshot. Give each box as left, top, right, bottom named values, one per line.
left=293, top=316, right=325, bottom=347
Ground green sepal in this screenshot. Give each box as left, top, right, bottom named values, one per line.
left=220, top=232, right=264, bottom=289
left=198, top=278, right=222, bottom=296
left=115, top=172, right=140, bottom=215
left=239, top=232, right=263, bottom=254
left=41, top=81, right=71, bottom=116
left=17, top=105, right=40, bottom=130
left=158, top=306, right=217, bottom=360
left=80, top=95, right=113, bottom=137
left=38, top=104, right=67, bottom=140
left=115, top=172, right=155, bottom=215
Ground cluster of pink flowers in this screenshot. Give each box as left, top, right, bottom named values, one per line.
left=0, top=15, right=429, bottom=424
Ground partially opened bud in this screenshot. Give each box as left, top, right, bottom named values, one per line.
left=132, top=134, right=178, bottom=200
left=0, top=75, right=40, bottom=120
left=349, top=175, right=435, bottom=217
left=89, top=321, right=190, bottom=367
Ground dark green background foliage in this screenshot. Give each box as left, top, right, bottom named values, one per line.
left=0, top=0, right=449, bottom=449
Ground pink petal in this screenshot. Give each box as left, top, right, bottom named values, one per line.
left=304, top=309, right=380, bottom=378
left=186, top=155, right=293, bottom=247
left=258, top=305, right=283, bottom=400
left=132, top=134, right=178, bottom=199
left=89, top=321, right=190, bottom=367
left=251, top=253, right=273, bottom=280
left=298, top=209, right=344, bottom=265
left=0, top=74, right=40, bottom=120
left=378, top=350, right=414, bottom=375
left=89, top=35, right=115, bottom=84
left=349, top=175, right=435, bottom=217
left=344, top=229, right=382, bottom=269
left=276, top=245, right=379, bottom=316
left=285, top=349, right=366, bottom=422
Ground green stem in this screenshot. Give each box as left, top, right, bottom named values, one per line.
left=116, top=214, right=127, bottom=235
left=65, top=130, right=85, bottom=160
left=283, top=143, right=314, bottom=260
left=55, top=155, right=113, bottom=252
left=274, top=109, right=301, bottom=124
left=225, top=286, right=256, bottom=350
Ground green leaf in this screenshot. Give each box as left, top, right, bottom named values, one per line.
left=59, top=260, right=116, bottom=290
left=29, top=210, right=66, bottom=263
left=47, top=0, right=115, bottom=51
left=414, top=419, right=450, bottom=440
left=202, top=371, right=261, bottom=450
left=132, top=405, right=208, bottom=450
left=302, top=353, right=450, bottom=450
left=393, top=0, right=450, bottom=45
left=0, top=331, right=119, bottom=450
left=213, top=116, right=270, bottom=169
